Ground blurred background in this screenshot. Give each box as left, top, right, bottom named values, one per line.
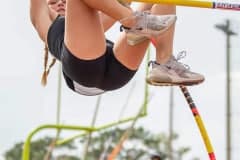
left=0, top=1, right=239, bottom=160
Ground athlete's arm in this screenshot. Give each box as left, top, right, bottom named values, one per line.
left=30, top=0, right=57, bottom=42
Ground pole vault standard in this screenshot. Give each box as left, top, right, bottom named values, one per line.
left=126, top=0, right=240, bottom=11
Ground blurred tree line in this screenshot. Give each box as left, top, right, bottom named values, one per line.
left=4, top=127, right=199, bottom=160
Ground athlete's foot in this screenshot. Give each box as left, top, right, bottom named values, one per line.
left=146, top=51, right=205, bottom=86
left=120, top=11, right=177, bottom=45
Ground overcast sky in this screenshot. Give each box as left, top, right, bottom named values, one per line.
left=0, top=1, right=240, bottom=160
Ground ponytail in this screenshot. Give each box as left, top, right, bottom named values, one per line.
left=41, top=44, right=56, bottom=86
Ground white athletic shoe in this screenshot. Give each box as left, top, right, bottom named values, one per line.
left=147, top=51, right=205, bottom=86
left=120, top=11, right=177, bottom=45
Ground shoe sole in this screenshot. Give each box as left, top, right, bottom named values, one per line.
left=146, top=78, right=204, bottom=86
left=127, top=36, right=148, bottom=46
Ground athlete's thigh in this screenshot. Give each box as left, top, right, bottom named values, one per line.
left=64, top=0, right=106, bottom=60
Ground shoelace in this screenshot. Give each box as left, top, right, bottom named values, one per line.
left=148, top=51, right=190, bottom=74
left=166, top=51, right=190, bottom=74
left=176, top=50, right=187, bottom=61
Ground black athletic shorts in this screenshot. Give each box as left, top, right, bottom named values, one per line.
left=47, top=16, right=137, bottom=96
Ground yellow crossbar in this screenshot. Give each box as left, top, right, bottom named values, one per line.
left=130, top=0, right=212, bottom=8
left=127, top=0, right=240, bottom=11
